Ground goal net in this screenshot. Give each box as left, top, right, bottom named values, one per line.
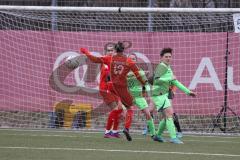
left=0, top=6, right=240, bottom=135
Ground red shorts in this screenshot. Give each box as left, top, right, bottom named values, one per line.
left=99, top=89, right=119, bottom=105
left=108, top=83, right=133, bottom=108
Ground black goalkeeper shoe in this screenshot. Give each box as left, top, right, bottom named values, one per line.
left=123, top=128, right=132, bottom=141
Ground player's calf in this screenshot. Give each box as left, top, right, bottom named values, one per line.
left=123, top=128, right=132, bottom=141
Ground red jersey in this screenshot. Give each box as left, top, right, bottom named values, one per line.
left=81, top=48, right=146, bottom=87
left=99, top=64, right=110, bottom=90
left=100, top=55, right=145, bottom=87
left=81, top=48, right=144, bottom=107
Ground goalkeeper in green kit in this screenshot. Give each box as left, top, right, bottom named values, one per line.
left=127, top=53, right=158, bottom=140
left=151, top=48, right=197, bottom=144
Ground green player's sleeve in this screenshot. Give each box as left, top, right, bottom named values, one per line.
left=139, top=70, right=147, bottom=82
left=127, top=70, right=147, bottom=90
left=171, top=79, right=191, bottom=95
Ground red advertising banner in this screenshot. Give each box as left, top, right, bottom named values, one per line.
left=1, top=31, right=239, bottom=115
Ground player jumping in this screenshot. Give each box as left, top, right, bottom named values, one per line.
left=80, top=41, right=147, bottom=141
left=98, top=44, right=123, bottom=138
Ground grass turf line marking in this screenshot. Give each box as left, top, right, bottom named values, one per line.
left=0, top=146, right=240, bottom=157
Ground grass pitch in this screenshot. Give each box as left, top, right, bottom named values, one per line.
left=0, top=129, right=240, bottom=160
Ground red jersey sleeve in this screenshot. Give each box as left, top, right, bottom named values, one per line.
left=127, top=58, right=146, bottom=85
left=100, top=55, right=111, bottom=65
left=86, top=54, right=103, bottom=63
left=84, top=53, right=111, bottom=65
left=99, top=64, right=110, bottom=90
left=80, top=48, right=102, bottom=63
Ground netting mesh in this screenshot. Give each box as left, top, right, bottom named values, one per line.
left=0, top=0, right=240, bottom=8
left=0, top=8, right=239, bottom=134
left=0, top=10, right=233, bottom=32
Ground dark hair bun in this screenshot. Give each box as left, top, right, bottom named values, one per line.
left=115, top=41, right=125, bottom=52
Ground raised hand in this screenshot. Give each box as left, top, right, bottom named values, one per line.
left=80, top=48, right=90, bottom=55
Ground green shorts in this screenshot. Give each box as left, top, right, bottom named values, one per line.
left=133, top=96, right=148, bottom=110
left=151, top=93, right=171, bottom=112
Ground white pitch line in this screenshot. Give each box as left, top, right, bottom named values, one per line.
left=0, top=146, right=240, bottom=157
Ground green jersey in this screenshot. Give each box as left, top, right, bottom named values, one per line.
left=127, top=70, right=149, bottom=98
left=127, top=69, right=149, bottom=110
left=152, top=62, right=172, bottom=96
left=152, top=62, right=190, bottom=96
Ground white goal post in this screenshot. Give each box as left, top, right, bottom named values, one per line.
left=0, top=5, right=240, bottom=12
left=0, top=6, right=240, bottom=135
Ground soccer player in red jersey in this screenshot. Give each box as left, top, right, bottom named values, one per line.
left=99, top=44, right=123, bottom=138
left=80, top=41, right=147, bottom=141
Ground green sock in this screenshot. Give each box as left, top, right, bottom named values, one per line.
left=147, top=118, right=155, bottom=136
left=166, top=117, right=177, bottom=139
left=156, top=119, right=166, bottom=136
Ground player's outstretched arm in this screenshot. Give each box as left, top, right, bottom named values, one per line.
left=172, top=79, right=197, bottom=97
left=80, top=48, right=103, bottom=63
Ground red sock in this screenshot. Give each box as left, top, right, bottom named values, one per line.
left=112, top=109, right=123, bottom=130
left=105, top=110, right=116, bottom=130
left=124, top=109, right=133, bottom=129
